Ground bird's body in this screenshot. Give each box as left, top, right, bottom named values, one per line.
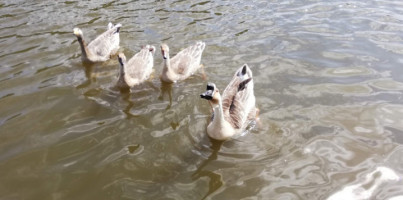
left=117, top=45, right=156, bottom=88
left=160, top=41, right=205, bottom=83
left=200, top=64, right=257, bottom=140
left=73, top=22, right=121, bottom=63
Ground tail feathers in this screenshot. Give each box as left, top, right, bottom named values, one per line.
left=238, top=78, right=252, bottom=92
left=148, top=45, right=156, bottom=54
left=237, top=64, right=252, bottom=80
left=197, top=41, right=206, bottom=51
left=241, top=65, right=247, bottom=75
left=109, top=23, right=122, bottom=34
left=191, top=41, right=205, bottom=57
left=115, top=23, right=122, bottom=33
left=108, top=22, right=113, bottom=30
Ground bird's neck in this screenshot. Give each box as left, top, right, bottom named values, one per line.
left=119, top=63, right=125, bottom=78
left=208, top=98, right=236, bottom=140
left=162, top=56, right=171, bottom=73
left=211, top=99, right=225, bottom=126
left=76, top=36, right=90, bottom=59
left=162, top=56, right=177, bottom=82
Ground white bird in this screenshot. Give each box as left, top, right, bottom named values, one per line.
left=73, top=22, right=121, bottom=63
left=116, top=45, right=156, bottom=88
left=200, top=64, right=257, bottom=140
left=160, top=41, right=205, bottom=83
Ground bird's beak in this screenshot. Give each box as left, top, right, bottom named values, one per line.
left=200, top=90, right=214, bottom=100
left=161, top=49, right=167, bottom=59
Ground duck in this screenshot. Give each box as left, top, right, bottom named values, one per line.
left=73, top=22, right=121, bottom=63
left=116, top=45, right=156, bottom=88
left=160, top=41, right=205, bottom=83
left=200, top=64, right=257, bottom=140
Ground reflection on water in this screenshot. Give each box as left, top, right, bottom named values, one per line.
left=192, top=140, right=224, bottom=200
left=159, top=82, right=174, bottom=110
left=328, top=166, right=399, bottom=200
left=1, top=0, right=403, bottom=199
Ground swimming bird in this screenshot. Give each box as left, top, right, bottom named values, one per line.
left=200, top=64, right=257, bottom=140
left=73, top=22, right=121, bottom=63
left=160, top=41, right=205, bottom=83
left=117, top=45, right=156, bottom=88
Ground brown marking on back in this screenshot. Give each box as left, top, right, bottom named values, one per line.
left=238, top=78, right=252, bottom=91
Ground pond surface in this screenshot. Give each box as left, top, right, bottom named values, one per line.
left=1, top=0, right=403, bottom=199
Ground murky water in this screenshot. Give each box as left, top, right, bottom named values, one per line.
left=1, top=0, right=403, bottom=199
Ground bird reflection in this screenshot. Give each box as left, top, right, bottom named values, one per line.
left=192, top=139, right=224, bottom=200
left=158, top=81, right=173, bottom=110
left=82, top=61, right=96, bottom=79
left=75, top=62, right=95, bottom=89
left=119, top=88, right=136, bottom=119
left=76, top=61, right=118, bottom=89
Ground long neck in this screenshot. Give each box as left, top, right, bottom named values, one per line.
left=212, top=99, right=225, bottom=125
left=208, top=97, right=236, bottom=140
left=162, top=55, right=171, bottom=74
left=119, top=63, right=125, bottom=79
left=76, top=36, right=89, bottom=59
left=117, top=63, right=130, bottom=88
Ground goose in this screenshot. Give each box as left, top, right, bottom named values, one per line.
left=117, top=45, right=156, bottom=88
left=200, top=64, right=257, bottom=140
left=73, top=22, right=121, bottom=63
left=160, top=41, right=205, bottom=83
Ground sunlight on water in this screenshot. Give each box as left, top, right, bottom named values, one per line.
left=328, top=167, right=399, bottom=200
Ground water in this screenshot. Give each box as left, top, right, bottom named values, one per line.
left=1, top=0, right=403, bottom=199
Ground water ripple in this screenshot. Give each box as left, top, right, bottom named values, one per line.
left=1, top=0, right=403, bottom=199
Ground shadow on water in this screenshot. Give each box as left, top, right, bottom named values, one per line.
left=192, top=139, right=224, bottom=200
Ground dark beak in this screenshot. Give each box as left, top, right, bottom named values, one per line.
left=118, top=56, right=124, bottom=66
left=200, top=90, right=213, bottom=100
left=200, top=83, right=216, bottom=100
